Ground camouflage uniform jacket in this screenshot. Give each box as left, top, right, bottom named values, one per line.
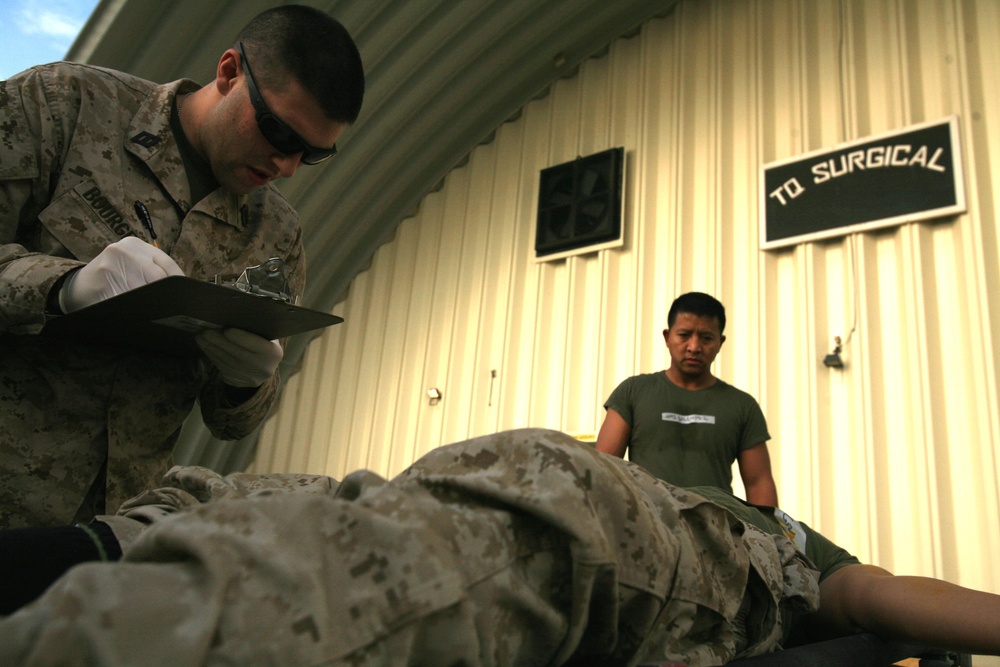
left=0, top=429, right=820, bottom=666
left=0, top=62, right=305, bottom=527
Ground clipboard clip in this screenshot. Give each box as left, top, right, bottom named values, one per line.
left=212, top=258, right=294, bottom=304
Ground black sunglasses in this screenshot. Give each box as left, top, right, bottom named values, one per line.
left=237, top=42, right=337, bottom=165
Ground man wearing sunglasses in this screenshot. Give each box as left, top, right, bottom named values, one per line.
left=0, top=5, right=364, bottom=529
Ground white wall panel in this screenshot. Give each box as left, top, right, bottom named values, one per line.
left=254, top=0, right=1000, bottom=632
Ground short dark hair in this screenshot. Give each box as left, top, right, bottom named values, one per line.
left=667, top=292, right=726, bottom=334
left=236, top=5, right=365, bottom=124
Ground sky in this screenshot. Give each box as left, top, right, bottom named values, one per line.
left=0, top=0, right=100, bottom=80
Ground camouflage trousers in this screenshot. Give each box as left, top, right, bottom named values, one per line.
left=0, top=429, right=818, bottom=666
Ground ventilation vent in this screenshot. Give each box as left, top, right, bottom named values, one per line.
left=535, top=147, right=625, bottom=261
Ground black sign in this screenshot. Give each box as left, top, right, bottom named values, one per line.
left=760, top=117, right=965, bottom=249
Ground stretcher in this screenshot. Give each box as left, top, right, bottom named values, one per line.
left=725, top=633, right=971, bottom=666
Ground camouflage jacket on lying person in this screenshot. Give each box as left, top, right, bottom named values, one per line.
left=1, top=429, right=820, bottom=666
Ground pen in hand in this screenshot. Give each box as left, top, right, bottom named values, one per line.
left=133, top=201, right=159, bottom=248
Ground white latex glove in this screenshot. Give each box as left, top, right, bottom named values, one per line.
left=59, top=236, right=184, bottom=313
left=196, top=328, right=283, bottom=388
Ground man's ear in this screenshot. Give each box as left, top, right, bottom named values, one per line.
left=215, top=48, right=241, bottom=96
left=662, top=328, right=670, bottom=344
left=719, top=334, right=727, bottom=347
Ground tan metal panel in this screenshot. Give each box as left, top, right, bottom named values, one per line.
left=253, top=0, right=1000, bottom=612
left=468, top=127, right=521, bottom=437
left=384, top=216, right=437, bottom=474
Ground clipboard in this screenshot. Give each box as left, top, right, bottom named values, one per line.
left=41, top=276, right=343, bottom=357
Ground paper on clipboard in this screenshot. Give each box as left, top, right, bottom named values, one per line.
left=41, top=276, right=343, bottom=356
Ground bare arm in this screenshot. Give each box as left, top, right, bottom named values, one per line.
left=595, top=409, right=630, bottom=458
left=808, top=563, right=1000, bottom=655
left=737, top=443, right=778, bottom=506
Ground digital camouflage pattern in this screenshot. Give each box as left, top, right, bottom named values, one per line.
left=0, top=62, right=306, bottom=528
left=0, top=429, right=820, bottom=666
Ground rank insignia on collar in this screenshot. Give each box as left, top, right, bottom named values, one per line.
left=131, top=131, right=161, bottom=148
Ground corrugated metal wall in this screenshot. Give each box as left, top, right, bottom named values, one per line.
left=254, top=0, right=1000, bottom=608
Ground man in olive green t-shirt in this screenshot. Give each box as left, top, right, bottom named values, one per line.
left=597, top=292, right=779, bottom=506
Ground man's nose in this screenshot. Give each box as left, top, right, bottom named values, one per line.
left=686, top=337, right=702, bottom=352
left=272, top=153, right=302, bottom=178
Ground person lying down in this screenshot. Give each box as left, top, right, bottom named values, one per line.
left=0, top=429, right=997, bottom=666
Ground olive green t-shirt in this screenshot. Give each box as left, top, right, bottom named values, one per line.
left=605, top=372, right=770, bottom=493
